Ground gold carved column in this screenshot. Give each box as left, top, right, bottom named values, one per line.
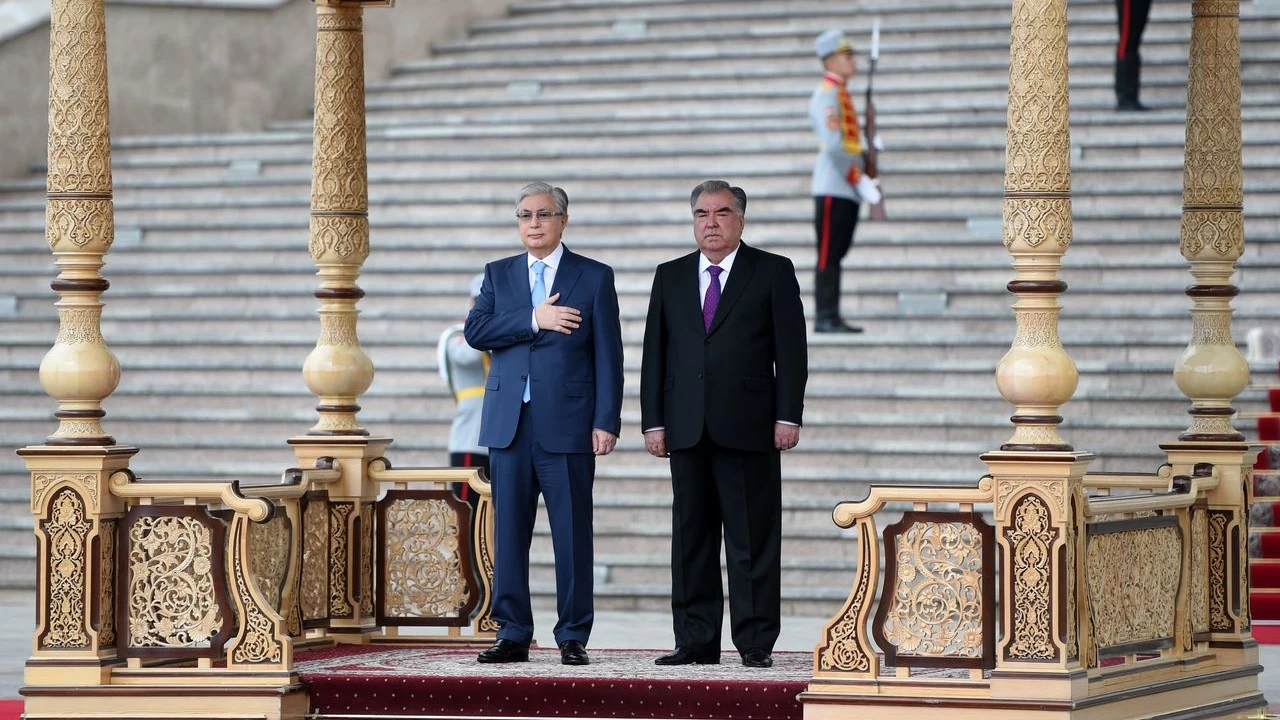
left=291, top=0, right=393, bottom=643
left=985, top=0, right=1092, bottom=701
left=18, top=0, right=136, bottom=688
left=1163, top=0, right=1255, bottom=660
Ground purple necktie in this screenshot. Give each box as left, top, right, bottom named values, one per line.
left=703, top=265, right=723, bottom=332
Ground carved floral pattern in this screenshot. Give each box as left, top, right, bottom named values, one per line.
left=301, top=498, right=328, bottom=624
left=229, top=517, right=283, bottom=665
left=46, top=197, right=114, bottom=251
left=1004, top=494, right=1058, bottom=660
left=39, top=488, right=91, bottom=649
left=1004, top=0, right=1071, bottom=194
left=882, top=521, right=985, bottom=658
left=99, top=517, right=116, bottom=646
left=55, top=308, right=105, bottom=345
left=249, top=514, right=291, bottom=611
left=1003, top=198, right=1072, bottom=250
left=311, top=7, right=368, bottom=215
left=309, top=216, right=370, bottom=262
left=1181, top=211, right=1244, bottom=259
left=1086, top=525, right=1181, bottom=650
left=383, top=497, right=472, bottom=618
left=474, top=499, right=499, bottom=633
left=1192, top=508, right=1208, bottom=636
left=126, top=515, right=223, bottom=648
left=46, top=0, right=113, bottom=195
left=33, top=473, right=98, bottom=512
left=360, top=503, right=374, bottom=618
left=1209, top=511, right=1230, bottom=631
left=996, top=479, right=1067, bottom=518
left=329, top=503, right=353, bottom=617
left=818, top=519, right=877, bottom=673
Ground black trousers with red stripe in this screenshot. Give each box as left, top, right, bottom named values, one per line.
left=450, top=451, right=489, bottom=512
left=813, top=195, right=860, bottom=323
left=1115, top=0, right=1152, bottom=105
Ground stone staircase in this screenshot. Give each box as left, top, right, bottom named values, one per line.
left=0, top=0, right=1277, bottom=616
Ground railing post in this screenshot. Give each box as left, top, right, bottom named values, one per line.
left=1161, top=0, right=1256, bottom=665
left=291, top=0, right=394, bottom=644
left=17, top=0, right=138, bottom=691
left=984, top=0, right=1093, bottom=701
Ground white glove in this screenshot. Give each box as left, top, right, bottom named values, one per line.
left=855, top=174, right=882, bottom=205
left=872, top=134, right=885, bottom=152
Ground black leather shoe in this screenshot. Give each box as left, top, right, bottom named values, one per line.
left=814, top=318, right=863, bottom=334
left=741, top=649, right=773, bottom=668
left=477, top=639, right=529, bottom=663
left=559, top=639, right=589, bottom=666
left=655, top=647, right=720, bottom=665
left=1116, top=99, right=1150, bottom=112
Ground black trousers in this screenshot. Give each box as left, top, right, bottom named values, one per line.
left=449, top=451, right=489, bottom=513
left=813, top=195, right=859, bottom=322
left=668, top=431, right=782, bottom=655
left=1115, top=0, right=1152, bottom=104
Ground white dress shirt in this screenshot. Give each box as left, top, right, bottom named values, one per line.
left=698, top=245, right=737, bottom=307
left=529, top=242, right=565, bottom=332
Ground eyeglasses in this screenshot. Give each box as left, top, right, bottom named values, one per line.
left=516, top=211, right=565, bottom=223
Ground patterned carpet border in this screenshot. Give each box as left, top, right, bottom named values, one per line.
left=296, top=645, right=809, bottom=719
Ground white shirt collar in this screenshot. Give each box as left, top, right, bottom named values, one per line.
left=699, top=244, right=740, bottom=276
left=528, top=242, right=564, bottom=269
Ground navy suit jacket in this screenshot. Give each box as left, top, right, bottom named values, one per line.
left=464, top=246, right=624, bottom=454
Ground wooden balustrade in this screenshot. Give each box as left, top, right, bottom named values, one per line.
left=365, top=460, right=498, bottom=642
left=804, top=458, right=1255, bottom=717
left=107, top=468, right=306, bottom=675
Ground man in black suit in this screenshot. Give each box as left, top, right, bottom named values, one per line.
left=640, top=180, right=808, bottom=669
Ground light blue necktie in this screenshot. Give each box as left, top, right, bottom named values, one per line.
left=524, top=260, right=547, bottom=403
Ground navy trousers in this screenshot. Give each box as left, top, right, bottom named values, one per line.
left=489, top=402, right=596, bottom=646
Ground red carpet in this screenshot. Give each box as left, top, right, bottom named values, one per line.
left=1253, top=359, right=1280, bottom=641
left=296, top=645, right=810, bottom=719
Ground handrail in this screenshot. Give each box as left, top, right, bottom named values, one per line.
left=1084, top=465, right=1174, bottom=490
left=366, top=458, right=491, bottom=496
left=831, top=477, right=994, bottom=528
left=239, top=457, right=341, bottom=500
left=1083, top=465, right=1218, bottom=517
left=109, top=469, right=273, bottom=522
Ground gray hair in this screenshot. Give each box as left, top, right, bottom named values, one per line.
left=517, top=182, right=569, bottom=214
left=689, top=180, right=747, bottom=215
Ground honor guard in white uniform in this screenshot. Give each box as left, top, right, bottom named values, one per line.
left=809, top=29, right=882, bottom=334
left=437, top=273, right=491, bottom=508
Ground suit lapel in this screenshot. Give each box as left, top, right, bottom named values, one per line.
left=550, top=245, right=583, bottom=301
left=670, top=251, right=703, bottom=333
left=707, top=242, right=757, bottom=336
left=508, top=254, right=531, bottom=308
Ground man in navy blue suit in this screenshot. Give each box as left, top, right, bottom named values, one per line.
left=464, top=182, right=624, bottom=666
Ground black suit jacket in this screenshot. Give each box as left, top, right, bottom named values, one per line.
left=640, top=242, right=808, bottom=453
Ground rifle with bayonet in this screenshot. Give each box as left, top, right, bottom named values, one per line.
left=863, top=19, right=887, bottom=220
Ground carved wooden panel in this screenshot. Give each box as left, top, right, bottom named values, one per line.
left=873, top=512, right=995, bottom=670
left=376, top=490, right=480, bottom=626
left=1085, top=515, right=1182, bottom=657
left=117, top=506, right=231, bottom=659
